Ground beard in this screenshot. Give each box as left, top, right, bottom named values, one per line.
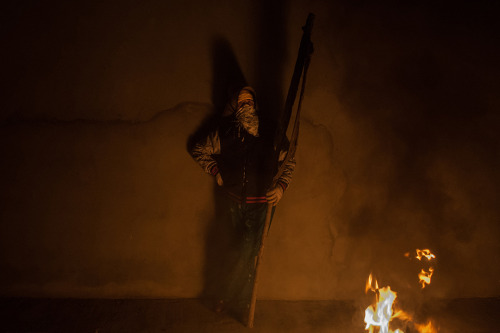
left=235, top=105, right=259, bottom=137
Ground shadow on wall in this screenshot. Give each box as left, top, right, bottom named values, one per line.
left=254, top=0, right=289, bottom=121
left=186, top=36, right=248, bottom=305
left=210, top=37, right=248, bottom=113
left=186, top=36, right=247, bottom=155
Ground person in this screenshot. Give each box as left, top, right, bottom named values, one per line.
left=190, top=86, right=295, bottom=319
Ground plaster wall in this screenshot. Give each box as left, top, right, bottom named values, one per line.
left=1, top=1, right=499, bottom=300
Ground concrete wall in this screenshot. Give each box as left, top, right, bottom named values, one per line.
left=1, top=1, right=499, bottom=300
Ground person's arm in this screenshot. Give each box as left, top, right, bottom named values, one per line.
left=276, top=149, right=296, bottom=191
left=190, top=130, right=223, bottom=185
left=266, top=147, right=296, bottom=205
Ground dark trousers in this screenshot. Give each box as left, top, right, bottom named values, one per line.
left=223, top=201, right=273, bottom=317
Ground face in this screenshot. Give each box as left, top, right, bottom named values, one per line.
left=237, top=98, right=254, bottom=109
left=235, top=98, right=259, bottom=137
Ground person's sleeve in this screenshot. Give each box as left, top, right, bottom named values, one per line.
left=276, top=148, right=296, bottom=191
left=190, top=130, right=221, bottom=176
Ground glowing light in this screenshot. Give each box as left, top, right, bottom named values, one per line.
left=366, top=273, right=378, bottom=293
left=364, top=274, right=408, bottom=333
left=415, top=320, right=438, bottom=333
left=416, top=249, right=436, bottom=261
left=418, top=267, right=434, bottom=289
left=414, top=249, right=436, bottom=288
left=363, top=249, right=439, bottom=333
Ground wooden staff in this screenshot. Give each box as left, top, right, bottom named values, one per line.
left=247, top=13, right=314, bottom=328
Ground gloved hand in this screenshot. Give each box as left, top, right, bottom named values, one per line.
left=266, top=185, right=284, bottom=206
left=215, top=173, right=224, bottom=186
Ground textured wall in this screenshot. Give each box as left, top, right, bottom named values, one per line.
left=1, top=1, right=498, bottom=299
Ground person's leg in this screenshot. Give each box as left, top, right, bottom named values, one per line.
left=228, top=203, right=269, bottom=319
left=218, top=202, right=246, bottom=312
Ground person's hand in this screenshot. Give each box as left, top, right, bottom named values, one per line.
left=266, top=185, right=284, bottom=206
left=215, top=173, right=224, bottom=186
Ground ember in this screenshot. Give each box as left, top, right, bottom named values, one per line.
left=415, top=249, right=436, bottom=289
left=415, top=249, right=436, bottom=261
left=418, top=267, right=434, bottom=289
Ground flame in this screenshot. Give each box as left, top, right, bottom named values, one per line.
left=364, top=249, right=439, bottom=333
left=414, top=249, right=436, bottom=288
left=365, top=273, right=379, bottom=293
left=418, top=267, right=434, bottom=288
left=364, top=274, right=406, bottom=333
left=416, top=249, right=435, bottom=261
left=364, top=286, right=396, bottom=333
left=414, top=321, right=438, bottom=333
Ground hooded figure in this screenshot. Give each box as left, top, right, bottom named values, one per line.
left=190, top=86, right=295, bottom=320
left=192, top=87, right=294, bottom=203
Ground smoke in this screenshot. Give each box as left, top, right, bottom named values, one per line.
left=294, top=0, right=500, bottom=299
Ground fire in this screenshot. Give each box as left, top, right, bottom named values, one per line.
left=363, top=249, right=438, bottom=333
left=364, top=274, right=407, bottom=333
left=414, top=321, right=438, bottom=333
left=414, top=249, right=436, bottom=289
left=418, top=267, right=434, bottom=288
left=416, top=249, right=436, bottom=261
left=366, top=273, right=378, bottom=293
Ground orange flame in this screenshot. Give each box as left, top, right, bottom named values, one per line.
left=411, top=249, right=436, bottom=288
left=364, top=248, right=439, bottom=332
left=414, top=321, right=438, bottom=333
left=364, top=274, right=407, bottom=333
left=365, top=273, right=379, bottom=293
left=416, top=249, right=435, bottom=261
left=418, top=267, right=434, bottom=288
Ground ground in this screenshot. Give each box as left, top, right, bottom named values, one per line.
left=0, top=298, right=498, bottom=332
